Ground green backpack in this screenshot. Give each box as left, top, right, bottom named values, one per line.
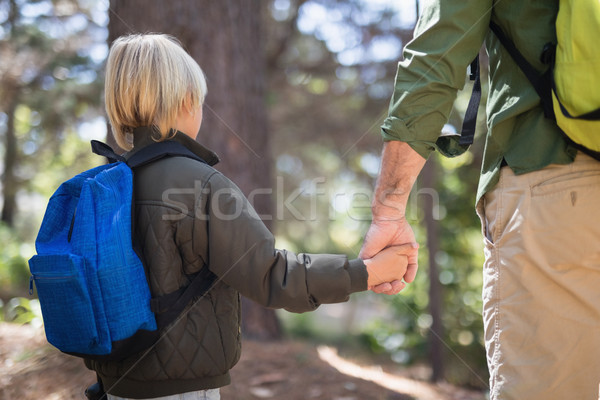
left=454, top=0, right=600, bottom=160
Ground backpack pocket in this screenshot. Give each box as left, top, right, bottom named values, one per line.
left=29, top=254, right=111, bottom=355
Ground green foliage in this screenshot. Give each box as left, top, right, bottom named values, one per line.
left=0, top=0, right=106, bottom=232
left=0, top=0, right=492, bottom=389
left=279, top=311, right=317, bottom=340
left=0, top=0, right=106, bottom=304
left=268, top=0, right=489, bottom=387
left=0, top=223, right=32, bottom=292
left=1, top=296, right=43, bottom=326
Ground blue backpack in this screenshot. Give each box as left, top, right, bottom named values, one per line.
left=28, top=140, right=216, bottom=361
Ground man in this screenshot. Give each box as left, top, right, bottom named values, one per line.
left=361, top=2, right=600, bottom=399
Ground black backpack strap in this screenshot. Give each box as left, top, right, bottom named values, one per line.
left=558, top=103, right=600, bottom=121
left=555, top=91, right=600, bottom=121
left=459, top=21, right=559, bottom=145
left=150, top=266, right=217, bottom=328
left=90, top=139, right=214, bottom=325
left=126, top=140, right=207, bottom=168
left=459, top=56, right=482, bottom=146
left=127, top=141, right=213, bottom=326
left=90, top=140, right=208, bottom=167
left=489, top=21, right=555, bottom=119
left=84, top=376, right=105, bottom=400
left=91, top=140, right=126, bottom=163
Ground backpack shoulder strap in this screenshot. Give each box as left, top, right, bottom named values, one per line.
left=150, top=266, right=217, bottom=328
left=489, top=21, right=555, bottom=119
left=130, top=141, right=213, bottom=322
left=90, top=140, right=208, bottom=168
left=459, top=57, right=482, bottom=147
left=459, top=21, right=558, bottom=146
left=87, top=139, right=215, bottom=336
left=90, top=140, right=126, bottom=163
left=489, top=21, right=542, bottom=89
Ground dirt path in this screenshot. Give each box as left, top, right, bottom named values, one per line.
left=0, top=323, right=486, bottom=400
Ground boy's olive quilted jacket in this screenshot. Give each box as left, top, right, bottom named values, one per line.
left=85, top=128, right=368, bottom=398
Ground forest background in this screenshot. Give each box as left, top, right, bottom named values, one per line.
left=0, top=0, right=490, bottom=393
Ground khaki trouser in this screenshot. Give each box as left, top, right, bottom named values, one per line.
left=476, top=152, right=600, bottom=400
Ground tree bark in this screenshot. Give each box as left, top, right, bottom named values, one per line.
left=1, top=91, right=18, bottom=227
left=107, top=0, right=280, bottom=340
left=1, top=0, right=20, bottom=227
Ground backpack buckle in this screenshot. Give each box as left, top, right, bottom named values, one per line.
left=540, top=42, right=556, bottom=66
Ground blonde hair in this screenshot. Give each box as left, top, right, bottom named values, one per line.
left=105, top=33, right=207, bottom=149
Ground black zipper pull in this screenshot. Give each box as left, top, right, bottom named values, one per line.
left=29, top=275, right=34, bottom=295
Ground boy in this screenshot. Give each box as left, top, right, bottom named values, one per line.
left=87, top=33, right=409, bottom=400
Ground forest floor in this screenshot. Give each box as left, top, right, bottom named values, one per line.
left=0, top=323, right=487, bottom=400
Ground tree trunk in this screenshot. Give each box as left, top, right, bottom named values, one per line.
left=421, top=158, right=444, bottom=381
left=1, top=0, right=20, bottom=227
left=1, top=92, right=18, bottom=227
left=108, top=0, right=280, bottom=340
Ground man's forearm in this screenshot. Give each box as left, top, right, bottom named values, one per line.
left=373, top=140, right=427, bottom=220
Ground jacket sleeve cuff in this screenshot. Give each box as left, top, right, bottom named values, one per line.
left=347, top=258, right=369, bottom=293
left=381, top=117, right=436, bottom=160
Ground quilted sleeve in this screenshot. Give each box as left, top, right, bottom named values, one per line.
left=200, top=172, right=368, bottom=313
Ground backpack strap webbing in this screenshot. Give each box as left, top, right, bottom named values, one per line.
left=127, top=142, right=218, bottom=328
left=89, top=139, right=217, bottom=330
left=90, top=139, right=208, bottom=167
left=150, top=266, right=217, bottom=327
left=489, top=21, right=555, bottom=119
left=90, top=140, right=125, bottom=163
left=459, top=21, right=555, bottom=146
left=459, top=56, right=482, bottom=147
left=555, top=94, right=600, bottom=121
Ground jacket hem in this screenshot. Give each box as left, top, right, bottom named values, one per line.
left=100, top=372, right=230, bottom=399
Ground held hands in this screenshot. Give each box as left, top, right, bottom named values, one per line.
left=360, top=217, right=419, bottom=295
left=362, top=244, right=412, bottom=290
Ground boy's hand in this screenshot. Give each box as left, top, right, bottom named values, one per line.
left=360, top=219, right=419, bottom=286
left=362, top=244, right=411, bottom=291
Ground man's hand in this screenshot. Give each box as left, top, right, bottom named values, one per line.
left=360, top=140, right=426, bottom=295
left=360, top=218, right=418, bottom=294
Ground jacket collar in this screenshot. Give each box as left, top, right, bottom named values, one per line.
left=130, top=126, right=220, bottom=166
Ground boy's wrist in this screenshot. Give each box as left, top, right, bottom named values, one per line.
left=348, top=258, right=370, bottom=292
left=363, top=258, right=375, bottom=288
